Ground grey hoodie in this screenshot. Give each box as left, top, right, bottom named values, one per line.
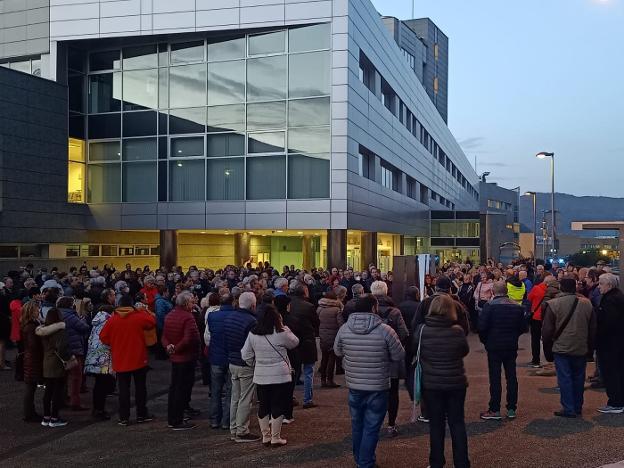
left=334, top=312, right=405, bottom=392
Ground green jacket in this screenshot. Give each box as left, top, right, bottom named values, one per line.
left=36, top=322, right=70, bottom=379
left=542, top=293, right=596, bottom=357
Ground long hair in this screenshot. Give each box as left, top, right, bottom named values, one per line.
left=428, top=295, right=457, bottom=322
left=251, top=304, right=284, bottom=336
left=20, top=300, right=41, bottom=328
left=44, top=307, right=64, bottom=326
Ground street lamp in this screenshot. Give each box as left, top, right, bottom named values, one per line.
left=480, top=171, right=491, bottom=183
left=525, top=191, right=537, bottom=258
left=536, top=151, right=556, bottom=256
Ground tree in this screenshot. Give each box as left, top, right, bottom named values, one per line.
left=567, top=250, right=612, bottom=267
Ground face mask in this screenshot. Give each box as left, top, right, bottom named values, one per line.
left=355, top=276, right=361, bottom=281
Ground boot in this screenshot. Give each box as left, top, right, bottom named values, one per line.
left=270, top=415, right=287, bottom=447
left=258, top=415, right=271, bottom=446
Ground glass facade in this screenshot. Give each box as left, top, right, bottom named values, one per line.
left=70, top=23, right=331, bottom=203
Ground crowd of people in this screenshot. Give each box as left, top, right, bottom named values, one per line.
left=0, top=258, right=622, bottom=468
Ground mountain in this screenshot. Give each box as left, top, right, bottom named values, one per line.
left=519, top=193, right=624, bottom=236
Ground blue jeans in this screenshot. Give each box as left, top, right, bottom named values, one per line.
left=348, top=389, right=389, bottom=468
left=303, top=363, right=314, bottom=405
left=210, top=364, right=231, bottom=428
left=554, top=353, right=586, bottom=415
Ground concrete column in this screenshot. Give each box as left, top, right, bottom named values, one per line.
left=159, top=230, right=178, bottom=270
left=302, top=235, right=313, bottom=271
left=234, top=233, right=250, bottom=267
left=361, top=232, right=378, bottom=270
left=327, top=229, right=347, bottom=270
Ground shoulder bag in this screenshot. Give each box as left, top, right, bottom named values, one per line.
left=410, top=325, right=426, bottom=422
left=56, top=352, right=80, bottom=371
left=264, top=335, right=294, bottom=376
left=543, top=297, right=579, bottom=362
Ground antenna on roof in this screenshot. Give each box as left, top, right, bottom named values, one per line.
left=412, top=0, right=415, bottom=19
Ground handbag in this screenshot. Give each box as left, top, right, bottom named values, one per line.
left=543, top=297, right=579, bottom=363
left=56, top=352, right=80, bottom=371
left=411, top=324, right=425, bottom=422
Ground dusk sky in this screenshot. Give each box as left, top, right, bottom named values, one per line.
left=371, top=0, right=624, bottom=197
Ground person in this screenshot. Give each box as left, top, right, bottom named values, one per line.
left=344, top=283, right=365, bottom=320
left=478, top=281, right=528, bottom=420
left=542, top=278, right=596, bottom=418
left=140, top=276, right=159, bottom=312
left=162, top=291, right=201, bottom=430
left=317, top=291, right=344, bottom=388
left=241, top=304, right=299, bottom=447
left=457, top=275, right=476, bottom=332
left=289, top=283, right=320, bottom=409
left=473, top=272, right=494, bottom=314
left=57, top=296, right=90, bottom=411
left=36, top=308, right=70, bottom=428
left=505, top=270, right=526, bottom=305
left=334, top=294, right=405, bottom=468
left=84, top=304, right=115, bottom=421
left=207, top=294, right=235, bottom=430
left=398, top=286, right=421, bottom=334
left=414, top=295, right=470, bottom=468
left=154, top=286, right=173, bottom=360
left=274, top=294, right=299, bottom=423
left=526, top=273, right=553, bottom=368
left=595, top=273, right=624, bottom=413
left=224, top=291, right=260, bottom=442
left=370, top=280, right=408, bottom=437
left=20, top=300, right=43, bottom=422
left=99, top=294, right=156, bottom=426
left=0, top=280, right=15, bottom=370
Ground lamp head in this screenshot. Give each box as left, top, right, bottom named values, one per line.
left=536, top=151, right=554, bottom=159
left=525, top=191, right=536, bottom=196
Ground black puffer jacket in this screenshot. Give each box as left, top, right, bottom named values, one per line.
left=413, top=315, right=469, bottom=391
left=478, top=296, right=528, bottom=351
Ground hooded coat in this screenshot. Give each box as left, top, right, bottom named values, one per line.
left=84, top=311, right=113, bottom=375
left=36, top=322, right=70, bottom=379
left=333, top=312, right=405, bottom=392
left=60, top=308, right=90, bottom=357
left=317, top=297, right=344, bottom=351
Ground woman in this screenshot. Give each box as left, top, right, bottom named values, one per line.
left=84, top=305, right=115, bottom=420
left=241, top=305, right=299, bottom=447
left=21, top=300, right=43, bottom=422
left=57, top=296, right=90, bottom=411
left=414, top=295, right=470, bottom=468
left=317, top=291, right=344, bottom=388
left=424, top=275, right=435, bottom=298
left=274, top=295, right=299, bottom=423
left=36, top=308, right=71, bottom=427
left=457, top=274, right=476, bottom=332
left=473, top=272, right=494, bottom=313
left=10, top=298, right=24, bottom=380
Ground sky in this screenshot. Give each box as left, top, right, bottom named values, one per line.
left=371, top=0, right=624, bottom=197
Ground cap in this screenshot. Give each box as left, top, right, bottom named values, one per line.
left=40, top=279, right=63, bottom=293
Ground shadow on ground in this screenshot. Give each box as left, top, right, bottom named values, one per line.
left=593, top=414, right=624, bottom=428
left=524, top=417, right=594, bottom=439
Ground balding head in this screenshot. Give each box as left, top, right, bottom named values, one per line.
left=492, top=280, right=508, bottom=297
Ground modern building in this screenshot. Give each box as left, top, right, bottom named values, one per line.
left=0, top=0, right=479, bottom=272
left=479, top=181, right=520, bottom=262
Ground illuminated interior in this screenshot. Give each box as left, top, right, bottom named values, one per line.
left=68, top=138, right=86, bottom=203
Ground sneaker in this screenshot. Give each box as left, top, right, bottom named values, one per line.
left=302, top=403, right=317, bottom=409
left=235, top=433, right=261, bottom=443
left=507, top=409, right=517, bottom=419
left=554, top=410, right=577, bottom=418
left=597, top=406, right=624, bottom=414
left=41, top=417, right=51, bottom=427
left=527, top=363, right=542, bottom=369
left=184, top=407, right=201, bottom=417
left=0, top=365, right=12, bottom=371
left=416, top=415, right=429, bottom=423
left=386, top=426, right=398, bottom=437
left=171, top=422, right=197, bottom=431
left=480, top=411, right=502, bottom=420
left=49, top=418, right=68, bottom=428
left=117, top=419, right=130, bottom=427
left=137, top=415, right=154, bottom=424
left=282, top=418, right=294, bottom=425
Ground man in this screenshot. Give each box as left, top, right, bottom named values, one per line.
left=398, top=286, right=421, bottom=333
left=505, top=269, right=526, bottom=305
left=595, top=273, right=624, bottom=414
left=478, top=281, right=527, bottom=420
left=207, top=294, right=235, bottom=430
left=289, top=283, right=320, bottom=408
left=100, top=294, right=157, bottom=426
left=334, top=294, right=405, bottom=468
left=527, top=273, right=554, bottom=368
left=340, top=270, right=356, bottom=300
left=223, top=291, right=259, bottom=442
left=162, top=291, right=201, bottom=430
left=542, top=278, right=596, bottom=418
left=273, top=277, right=289, bottom=297
left=344, top=283, right=365, bottom=320
left=414, top=276, right=469, bottom=335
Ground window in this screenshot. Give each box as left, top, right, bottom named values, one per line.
left=288, top=154, right=330, bottom=199
left=171, top=137, right=204, bottom=157
left=288, top=127, right=330, bottom=155
left=123, top=69, right=158, bottom=110
left=123, top=138, right=157, bottom=161
left=123, top=111, right=157, bottom=137
left=380, top=164, right=398, bottom=192
left=207, top=158, right=245, bottom=200
left=208, top=104, right=245, bottom=133
left=123, top=45, right=157, bottom=70
left=406, top=177, right=416, bottom=199
left=247, top=101, right=286, bottom=131
left=169, top=64, right=206, bottom=108
left=207, top=134, right=244, bottom=157
left=88, top=163, right=121, bottom=202
left=89, top=73, right=121, bottom=113
left=359, top=51, right=375, bottom=92
left=207, top=60, right=245, bottom=105
left=248, top=31, right=285, bottom=55
left=68, top=138, right=86, bottom=203
left=420, top=184, right=429, bottom=204
left=170, top=41, right=204, bottom=64
left=246, top=156, right=286, bottom=199
left=289, top=51, right=330, bottom=98
left=88, top=114, right=121, bottom=139
left=208, top=36, right=245, bottom=61
left=289, top=23, right=330, bottom=52
left=248, top=132, right=285, bottom=154
left=247, top=56, right=287, bottom=102
left=89, top=141, right=120, bottom=161
left=169, top=108, right=205, bottom=134
left=358, top=147, right=375, bottom=180
left=288, top=97, right=330, bottom=127
left=169, top=159, right=205, bottom=201
left=89, top=50, right=120, bottom=72
left=381, top=79, right=396, bottom=114
left=123, top=162, right=157, bottom=202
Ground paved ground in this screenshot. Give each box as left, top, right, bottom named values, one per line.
left=1, top=333, right=623, bottom=468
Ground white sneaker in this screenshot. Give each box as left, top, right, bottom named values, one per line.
left=597, top=406, right=624, bottom=414
left=282, top=418, right=294, bottom=425
left=417, top=415, right=430, bottom=423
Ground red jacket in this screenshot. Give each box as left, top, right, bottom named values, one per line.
left=10, top=299, right=22, bottom=342
left=162, top=306, right=200, bottom=363
left=140, top=285, right=158, bottom=312
left=527, top=282, right=547, bottom=321
left=100, top=307, right=156, bottom=372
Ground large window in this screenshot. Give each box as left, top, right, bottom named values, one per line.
left=79, top=24, right=331, bottom=203
left=68, top=138, right=86, bottom=203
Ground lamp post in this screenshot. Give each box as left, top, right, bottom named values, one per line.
left=536, top=152, right=555, bottom=257
left=525, top=191, right=537, bottom=258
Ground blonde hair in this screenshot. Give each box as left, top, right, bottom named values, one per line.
left=428, top=295, right=457, bottom=322
left=20, top=300, right=41, bottom=328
